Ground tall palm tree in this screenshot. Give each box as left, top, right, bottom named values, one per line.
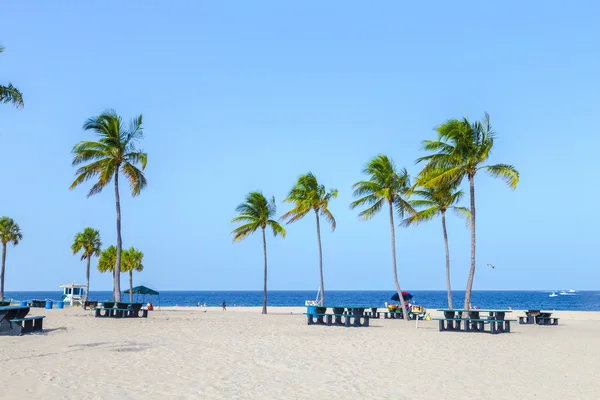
left=416, top=113, right=519, bottom=308
left=231, top=192, right=286, bottom=314
left=71, top=227, right=102, bottom=303
left=122, top=247, right=144, bottom=303
left=402, top=185, right=469, bottom=308
left=0, top=46, right=24, bottom=108
left=70, top=110, right=148, bottom=302
left=0, top=217, right=22, bottom=300
left=281, top=173, right=337, bottom=306
left=350, top=155, right=414, bottom=320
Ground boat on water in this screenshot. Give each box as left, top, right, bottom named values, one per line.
left=560, top=291, right=567, bottom=295
left=569, top=289, right=576, bottom=293
left=60, top=283, right=87, bottom=306
left=549, top=292, right=558, bottom=297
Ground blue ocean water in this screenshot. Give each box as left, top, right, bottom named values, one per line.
left=4, top=290, right=599, bottom=311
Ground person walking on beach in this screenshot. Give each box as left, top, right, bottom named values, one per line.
left=222, top=300, right=227, bottom=311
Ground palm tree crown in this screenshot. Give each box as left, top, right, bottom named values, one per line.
left=69, top=110, right=147, bottom=197
left=71, top=228, right=102, bottom=261
left=281, top=172, right=338, bottom=229
left=231, top=192, right=286, bottom=241
left=98, top=246, right=117, bottom=273
left=350, top=155, right=414, bottom=220
left=416, top=113, right=518, bottom=188
left=402, top=186, right=469, bottom=227
left=0, top=217, right=22, bottom=246
left=122, top=247, right=144, bottom=274
left=0, top=46, right=24, bottom=108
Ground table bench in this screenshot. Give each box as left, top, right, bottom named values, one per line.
left=519, top=311, right=558, bottom=326
left=304, top=313, right=370, bottom=327
left=10, top=316, right=45, bottom=334
left=433, top=317, right=516, bottom=334
left=94, top=303, right=148, bottom=318
left=0, top=306, right=46, bottom=336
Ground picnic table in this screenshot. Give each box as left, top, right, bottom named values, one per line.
left=434, top=309, right=515, bottom=334
left=94, top=302, right=148, bottom=318
left=305, top=306, right=375, bottom=327
left=0, top=306, right=45, bottom=336
left=519, top=310, right=559, bottom=325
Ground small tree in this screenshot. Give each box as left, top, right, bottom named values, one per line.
left=71, top=227, right=102, bottom=303
left=0, top=217, right=22, bottom=300
left=122, top=247, right=144, bottom=303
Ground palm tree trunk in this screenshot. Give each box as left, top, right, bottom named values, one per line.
left=85, top=256, right=91, bottom=303
left=0, top=243, right=6, bottom=300
left=315, top=211, right=325, bottom=306
left=114, top=167, right=122, bottom=302
left=441, top=211, right=453, bottom=309
left=464, top=174, right=476, bottom=309
left=261, top=227, right=268, bottom=315
left=129, top=270, right=133, bottom=303
left=388, top=201, right=408, bottom=320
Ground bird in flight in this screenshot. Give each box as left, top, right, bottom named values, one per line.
left=487, top=263, right=495, bottom=269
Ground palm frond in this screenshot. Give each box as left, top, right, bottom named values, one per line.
left=121, top=162, right=148, bottom=196
left=320, top=208, right=337, bottom=231
left=0, top=83, right=24, bottom=108
left=356, top=198, right=384, bottom=220
left=401, top=206, right=440, bottom=227
left=267, top=220, right=286, bottom=238
left=231, top=222, right=259, bottom=242
left=481, top=164, right=519, bottom=189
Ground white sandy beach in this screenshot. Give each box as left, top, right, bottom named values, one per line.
left=1, top=307, right=600, bottom=399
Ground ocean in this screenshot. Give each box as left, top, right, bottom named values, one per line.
left=4, top=290, right=599, bottom=311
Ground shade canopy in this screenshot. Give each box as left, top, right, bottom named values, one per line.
left=123, top=286, right=159, bottom=296
left=391, top=292, right=413, bottom=301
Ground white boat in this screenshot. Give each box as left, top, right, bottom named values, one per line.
left=569, top=289, right=576, bottom=293
left=549, top=292, right=558, bottom=297
left=60, top=283, right=87, bottom=306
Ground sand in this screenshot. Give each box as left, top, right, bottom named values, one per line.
left=1, top=306, right=600, bottom=399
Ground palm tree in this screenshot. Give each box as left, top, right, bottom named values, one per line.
left=416, top=113, right=519, bottom=308
left=0, top=46, right=24, bottom=108
left=231, top=192, right=286, bottom=314
left=0, top=217, right=22, bottom=300
left=98, top=245, right=117, bottom=289
left=402, top=185, right=469, bottom=308
left=70, top=110, right=148, bottom=302
left=122, top=247, right=144, bottom=303
left=350, top=155, right=414, bottom=320
left=281, top=173, right=337, bottom=306
left=71, top=227, right=102, bottom=303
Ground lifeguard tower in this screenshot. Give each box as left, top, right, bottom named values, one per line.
left=60, top=283, right=87, bottom=306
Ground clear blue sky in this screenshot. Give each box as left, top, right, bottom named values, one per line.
left=1, top=1, right=598, bottom=291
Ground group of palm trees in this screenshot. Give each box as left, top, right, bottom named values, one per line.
left=232, top=113, right=519, bottom=317
left=69, top=111, right=148, bottom=302
left=71, top=227, right=145, bottom=303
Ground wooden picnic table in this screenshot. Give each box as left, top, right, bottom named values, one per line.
left=435, top=309, right=514, bottom=334
left=520, top=310, right=558, bottom=325
left=0, top=306, right=45, bottom=335
left=306, top=306, right=376, bottom=327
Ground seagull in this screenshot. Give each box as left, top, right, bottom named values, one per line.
left=487, top=263, right=495, bottom=269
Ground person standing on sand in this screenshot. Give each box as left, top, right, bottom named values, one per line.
left=222, top=300, right=227, bottom=311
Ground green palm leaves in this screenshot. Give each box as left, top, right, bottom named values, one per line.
left=0, top=217, right=22, bottom=300
left=417, top=113, right=519, bottom=308
left=232, top=192, right=286, bottom=242
left=72, top=227, right=102, bottom=303
left=72, top=228, right=102, bottom=261
left=281, top=173, right=337, bottom=306
left=70, top=110, right=147, bottom=197
left=0, top=46, right=24, bottom=108
left=351, top=155, right=413, bottom=320
left=231, top=192, right=286, bottom=314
